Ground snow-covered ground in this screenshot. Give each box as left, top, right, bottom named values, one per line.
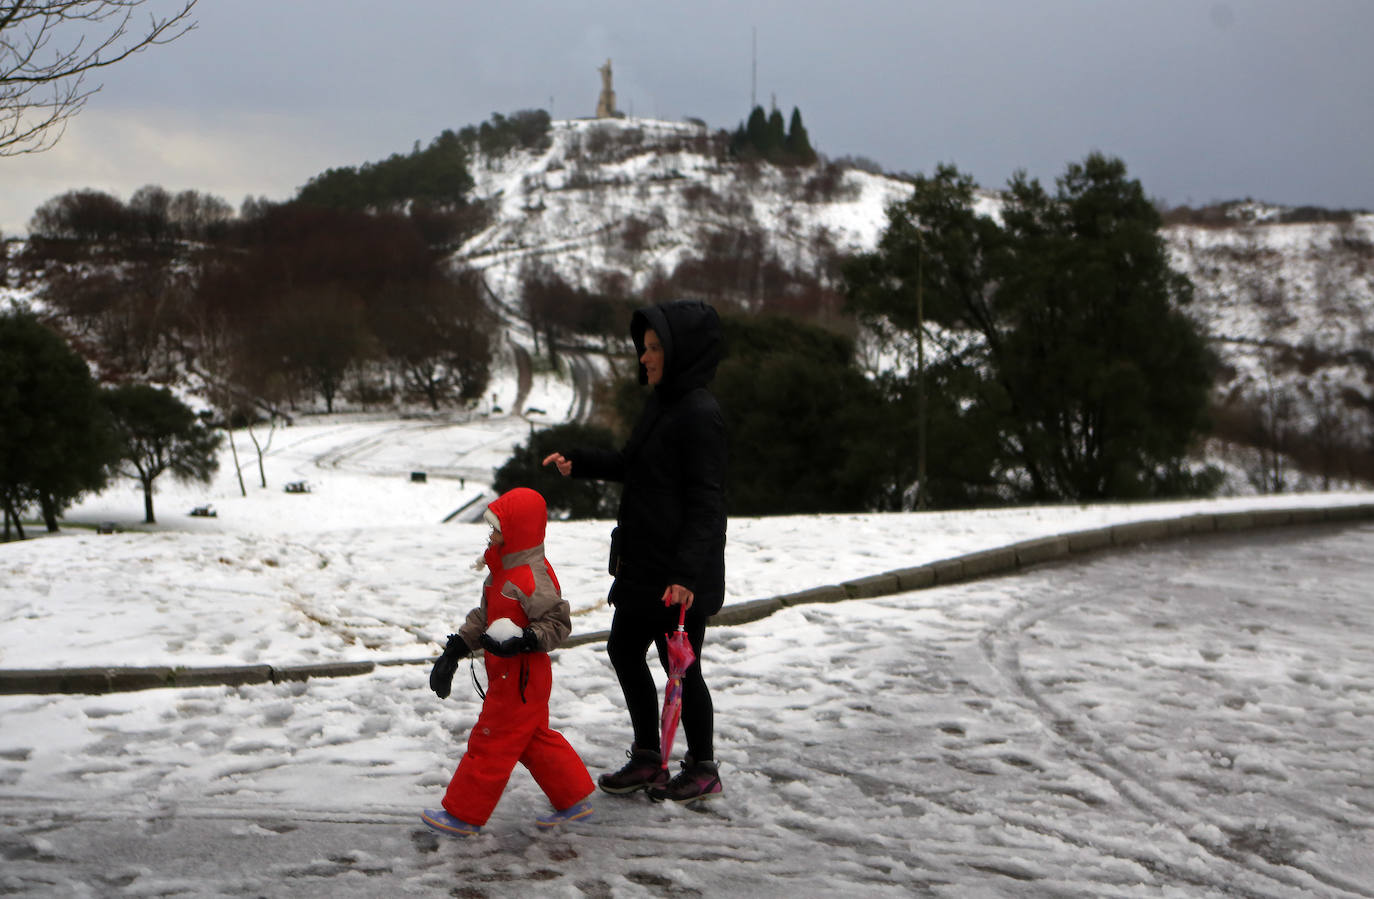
left=2, top=397, right=1373, bottom=895
left=3, top=402, right=1372, bottom=671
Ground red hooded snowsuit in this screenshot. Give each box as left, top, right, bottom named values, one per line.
left=441, top=487, right=593, bottom=825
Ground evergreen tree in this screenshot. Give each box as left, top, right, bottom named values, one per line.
left=459, top=109, right=553, bottom=158
left=785, top=107, right=817, bottom=164
left=104, top=384, right=222, bottom=524
left=732, top=104, right=818, bottom=166
left=297, top=130, right=475, bottom=214
left=0, top=309, right=117, bottom=538
left=493, top=423, right=621, bottom=520
left=765, top=107, right=787, bottom=159
left=743, top=105, right=769, bottom=158
left=845, top=154, right=1218, bottom=504
left=713, top=314, right=891, bottom=514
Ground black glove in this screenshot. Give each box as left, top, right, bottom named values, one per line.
left=480, top=627, right=539, bottom=658
left=429, top=634, right=469, bottom=699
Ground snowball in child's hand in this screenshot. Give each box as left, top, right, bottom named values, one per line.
left=485, top=618, right=523, bottom=642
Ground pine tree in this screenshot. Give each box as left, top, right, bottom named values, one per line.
left=493, top=423, right=621, bottom=519
left=785, top=107, right=816, bottom=164
left=732, top=104, right=818, bottom=166
left=845, top=155, right=1217, bottom=503
left=766, top=107, right=787, bottom=160
left=743, top=105, right=769, bottom=158
left=713, top=314, right=891, bottom=513
left=0, top=309, right=117, bottom=537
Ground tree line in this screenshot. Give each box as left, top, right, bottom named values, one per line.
left=729, top=105, right=817, bottom=166
left=292, top=109, right=552, bottom=249
left=19, top=192, right=498, bottom=415
left=28, top=185, right=236, bottom=243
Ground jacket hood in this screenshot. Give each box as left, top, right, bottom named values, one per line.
left=485, top=487, right=547, bottom=555
left=631, top=300, right=722, bottom=399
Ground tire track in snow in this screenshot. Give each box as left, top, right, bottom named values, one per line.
left=979, top=552, right=1373, bottom=899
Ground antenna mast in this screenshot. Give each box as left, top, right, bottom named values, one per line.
left=751, top=27, right=757, bottom=110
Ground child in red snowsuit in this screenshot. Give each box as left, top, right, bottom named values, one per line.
left=422, top=487, right=595, bottom=836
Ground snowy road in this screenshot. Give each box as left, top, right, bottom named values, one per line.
left=2, top=523, right=1370, bottom=897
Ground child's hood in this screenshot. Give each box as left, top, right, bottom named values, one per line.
left=486, top=487, right=547, bottom=555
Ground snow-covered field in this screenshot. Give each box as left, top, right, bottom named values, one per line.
left=2, top=400, right=1373, bottom=895
left=3, top=406, right=1371, bottom=671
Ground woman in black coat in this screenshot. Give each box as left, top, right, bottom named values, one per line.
left=543, top=299, right=727, bottom=803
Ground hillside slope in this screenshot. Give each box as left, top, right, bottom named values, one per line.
left=451, top=117, right=915, bottom=311
left=449, top=117, right=1374, bottom=488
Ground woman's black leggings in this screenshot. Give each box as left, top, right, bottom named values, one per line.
left=605, top=583, right=714, bottom=764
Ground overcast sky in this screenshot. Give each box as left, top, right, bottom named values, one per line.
left=3, top=0, right=1372, bottom=236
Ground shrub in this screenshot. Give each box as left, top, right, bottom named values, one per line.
left=493, top=423, right=622, bottom=519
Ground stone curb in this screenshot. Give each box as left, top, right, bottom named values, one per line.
left=696, top=503, right=1374, bottom=634
left=3, top=503, right=1371, bottom=695
left=0, top=661, right=374, bottom=696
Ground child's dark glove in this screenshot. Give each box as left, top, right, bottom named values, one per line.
left=429, top=634, right=469, bottom=699
left=480, top=627, right=539, bottom=658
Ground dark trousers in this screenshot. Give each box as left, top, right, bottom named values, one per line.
left=606, top=580, right=714, bottom=764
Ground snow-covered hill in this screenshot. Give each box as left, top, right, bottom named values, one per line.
left=1167, top=218, right=1374, bottom=400
left=452, top=117, right=911, bottom=303
left=447, top=116, right=1374, bottom=487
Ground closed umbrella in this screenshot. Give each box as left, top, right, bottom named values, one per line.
left=658, top=601, right=695, bottom=772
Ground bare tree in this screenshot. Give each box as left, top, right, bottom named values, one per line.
left=1, top=1, right=197, bottom=155
left=1306, top=373, right=1349, bottom=491
left=1248, top=349, right=1298, bottom=494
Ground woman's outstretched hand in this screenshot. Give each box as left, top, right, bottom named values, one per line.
left=541, top=452, right=572, bottom=476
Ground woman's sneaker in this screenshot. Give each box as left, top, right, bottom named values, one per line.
left=648, top=757, right=723, bottom=803
left=420, top=808, right=481, bottom=837
left=536, top=798, right=594, bottom=828
left=598, top=745, right=670, bottom=794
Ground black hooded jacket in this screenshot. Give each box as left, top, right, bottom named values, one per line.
left=567, top=300, right=727, bottom=614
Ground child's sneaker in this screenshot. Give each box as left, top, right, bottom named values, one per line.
left=536, top=798, right=594, bottom=828
left=597, top=745, right=670, bottom=794
left=421, top=808, right=481, bottom=837
left=648, top=756, right=722, bottom=803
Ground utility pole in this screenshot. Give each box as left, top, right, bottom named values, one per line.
left=751, top=27, right=757, bottom=110
left=916, top=237, right=928, bottom=511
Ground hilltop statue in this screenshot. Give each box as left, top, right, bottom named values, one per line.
left=596, top=58, right=618, bottom=118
